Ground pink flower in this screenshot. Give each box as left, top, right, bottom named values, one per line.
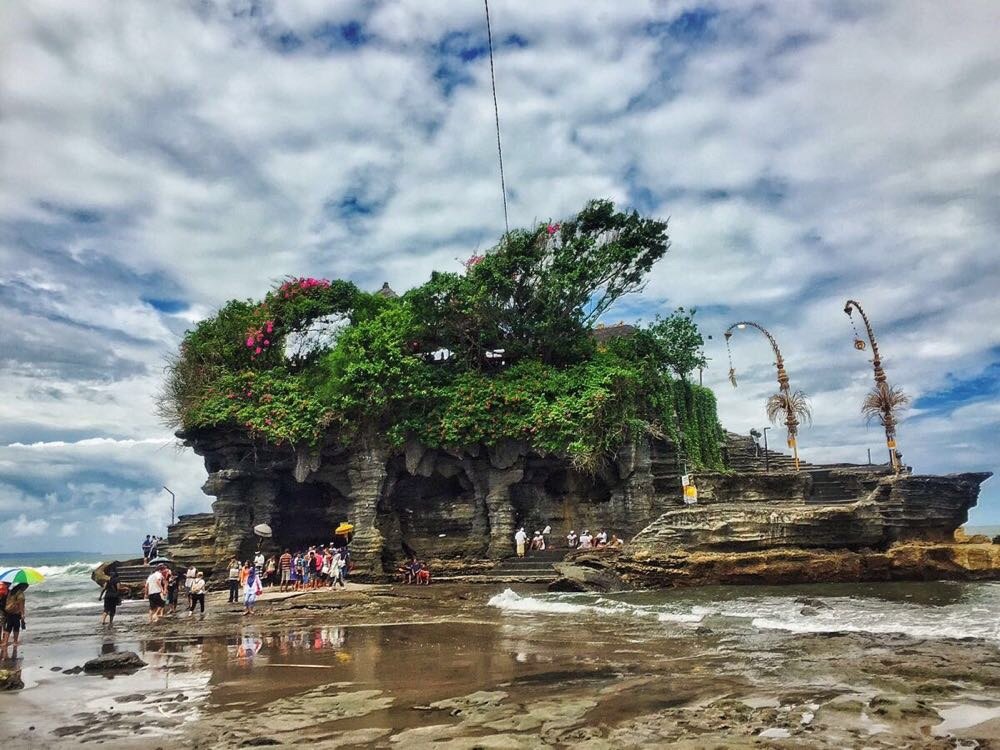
left=255, top=347, right=262, bottom=355
left=266, top=321, right=273, bottom=333
left=246, top=337, right=254, bottom=347
left=263, top=340, right=270, bottom=346
left=546, top=223, right=560, bottom=235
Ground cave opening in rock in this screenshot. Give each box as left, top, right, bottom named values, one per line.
left=271, top=479, right=351, bottom=552
left=383, top=472, right=487, bottom=559
left=511, top=462, right=614, bottom=540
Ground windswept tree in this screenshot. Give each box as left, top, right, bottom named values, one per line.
left=407, top=199, right=670, bottom=366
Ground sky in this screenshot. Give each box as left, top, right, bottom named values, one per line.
left=0, top=0, right=997, bottom=554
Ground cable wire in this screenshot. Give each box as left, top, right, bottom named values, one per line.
left=484, top=0, right=509, bottom=235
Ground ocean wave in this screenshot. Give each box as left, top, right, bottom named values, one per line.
left=56, top=601, right=99, bottom=610
left=488, top=589, right=704, bottom=624
left=31, top=562, right=102, bottom=578
left=488, top=589, right=590, bottom=615
left=488, top=588, right=1000, bottom=641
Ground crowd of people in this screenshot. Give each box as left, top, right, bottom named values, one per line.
left=139, top=563, right=210, bottom=623
left=397, top=558, right=432, bottom=585
left=565, top=529, right=624, bottom=549
left=514, top=526, right=624, bottom=556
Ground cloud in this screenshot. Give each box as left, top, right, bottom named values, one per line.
left=0, top=0, right=997, bottom=551
left=3, top=514, right=49, bottom=537
left=58, top=522, right=80, bottom=537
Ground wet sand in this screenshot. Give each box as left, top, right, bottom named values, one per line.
left=2, top=582, right=1000, bottom=748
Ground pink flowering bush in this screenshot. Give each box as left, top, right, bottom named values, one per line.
left=278, top=277, right=331, bottom=300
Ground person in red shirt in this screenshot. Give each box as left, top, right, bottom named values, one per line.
left=278, top=550, right=293, bottom=592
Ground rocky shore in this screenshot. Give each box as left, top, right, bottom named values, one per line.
left=4, top=581, right=1000, bottom=748
left=551, top=538, right=1000, bottom=592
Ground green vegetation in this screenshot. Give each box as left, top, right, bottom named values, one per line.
left=161, top=200, right=725, bottom=470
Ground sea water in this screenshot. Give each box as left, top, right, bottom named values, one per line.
left=0, top=551, right=135, bottom=638
left=489, top=580, right=1000, bottom=642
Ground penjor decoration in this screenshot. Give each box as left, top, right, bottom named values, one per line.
left=844, top=300, right=909, bottom=473
left=725, top=321, right=810, bottom=470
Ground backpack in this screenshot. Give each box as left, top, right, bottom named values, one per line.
left=0, top=582, right=8, bottom=612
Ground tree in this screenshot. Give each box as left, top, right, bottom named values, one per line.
left=644, top=307, right=707, bottom=380
left=408, top=199, right=670, bottom=366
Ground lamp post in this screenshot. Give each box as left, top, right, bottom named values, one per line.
left=843, top=300, right=906, bottom=473
left=725, top=321, right=806, bottom=470
left=163, top=486, right=176, bottom=526
left=762, top=427, right=771, bottom=473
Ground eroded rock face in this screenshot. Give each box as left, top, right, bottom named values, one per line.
left=172, top=428, right=684, bottom=579
left=630, top=471, right=992, bottom=555
left=553, top=541, right=1000, bottom=590
left=169, top=426, right=991, bottom=584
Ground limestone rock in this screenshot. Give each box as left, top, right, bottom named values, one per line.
left=549, top=559, right=627, bottom=592
left=83, top=651, right=146, bottom=673
left=0, top=668, right=24, bottom=690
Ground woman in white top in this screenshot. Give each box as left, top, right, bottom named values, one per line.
left=188, top=572, right=207, bottom=615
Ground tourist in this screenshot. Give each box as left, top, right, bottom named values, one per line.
left=416, top=562, right=431, bottom=585
left=253, top=549, right=265, bottom=574
left=144, top=564, right=167, bottom=623
left=339, top=546, right=351, bottom=580
left=265, top=555, right=277, bottom=587
left=514, top=527, right=527, bottom=558
left=596, top=530, right=608, bottom=547
left=294, top=552, right=306, bottom=590
left=184, top=565, right=197, bottom=609
left=227, top=558, right=240, bottom=603
left=243, top=565, right=262, bottom=616
left=278, top=549, right=293, bottom=592
left=609, top=534, right=624, bottom=548
left=579, top=530, right=593, bottom=549
left=531, top=530, right=546, bottom=551
left=166, top=568, right=181, bottom=614
left=320, top=549, right=332, bottom=585
left=99, top=566, right=123, bottom=626
left=141, top=535, right=152, bottom=563
left=291, top=551, right=302, bottom=590
left=239, top=561, right=250, bottom=596
left=408, top=557, right=422, bottom=584
left=189, top=572, right=206, bottom=616
left=0, top=583, right=27, bottom=650
left=566, top=530, right=579, bottom=548
left=148, top=536, right=159, bottom=560
left=331, top=549, right=345, bottom=588
left=313, top=548, right=324, bottom=589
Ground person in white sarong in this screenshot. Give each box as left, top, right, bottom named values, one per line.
left=514, top=528, right=527, bottom=558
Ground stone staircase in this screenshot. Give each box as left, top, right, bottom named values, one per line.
left=650, top=438, right=685, bottom=496
left=492, top=548, right=567, bottom=580
left=724, top=431, right=810, bottom=473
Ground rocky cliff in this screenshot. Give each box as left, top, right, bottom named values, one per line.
left=163, top=426, right=672, bottom=582
left=163, top=426, right=992, bottom=586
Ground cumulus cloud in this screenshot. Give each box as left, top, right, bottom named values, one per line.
left=0, top=0, right=996, bottom=550
left=3, top=514, right=49, bottom=538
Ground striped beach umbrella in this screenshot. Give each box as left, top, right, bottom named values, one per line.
left=0, top=567, right=46, bottom=585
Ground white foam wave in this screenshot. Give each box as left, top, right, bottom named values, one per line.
left=31, top=562, right=102, bottom=578
left=488, top=589, right=705, bottom=624
left=488, top=589, right=589, bottom=615
left=489, top=589, right=1000, bottom=642
left=57, top=601, right=98, bottom=610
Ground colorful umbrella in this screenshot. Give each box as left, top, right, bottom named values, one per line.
left=335, top=522, right=354, bottom=535
left=0, top=567, right=46, bottom=585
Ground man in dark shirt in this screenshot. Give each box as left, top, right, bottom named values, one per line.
left=141, top=535, right=152, bottom=563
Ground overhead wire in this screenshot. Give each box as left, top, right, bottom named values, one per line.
left=483, top=0, right=510, bottom=235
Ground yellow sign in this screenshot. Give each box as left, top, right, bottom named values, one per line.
left=684, top=485, right=697, bottom=498
left=887, top=439, right=896, bottom=449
